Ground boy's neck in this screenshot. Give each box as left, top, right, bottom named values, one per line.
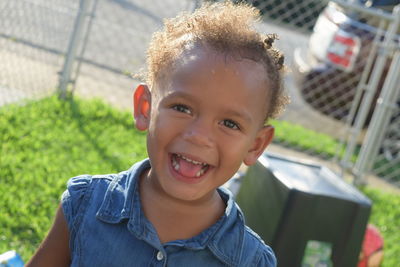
left=139, top=169, right=226, bottom=243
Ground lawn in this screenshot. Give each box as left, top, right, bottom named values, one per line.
left=271, top=119, right=344, bottom=159
left=0, top=96, right=147, bottom=260
left=1, top=96, right=399, bottom=265
left=361, top=188, right=400, bottom=267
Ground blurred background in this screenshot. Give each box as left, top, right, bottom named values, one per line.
left=0, top=0, right=399, bottom=265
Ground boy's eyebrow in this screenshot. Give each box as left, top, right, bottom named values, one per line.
left=165, top=91, right=253, bottom=124
left=222, top=108, right=253, bottom=124
left=164, top=90, right=196, bottom=102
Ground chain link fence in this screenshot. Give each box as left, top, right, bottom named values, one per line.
left=373, top=104, right=400, bottom=183
left=246, top=0, right=400, bottom=186
left=1, top=0, right=399, bottom=186
left=0, top=0, right=197, bottom=108
left=241, top=0, right=329, bottom=32
left=61, top=0, right=198, bottom=108
left=292, top=0, right=400, bottom=187
left=0, top=0, right=78, bottom=106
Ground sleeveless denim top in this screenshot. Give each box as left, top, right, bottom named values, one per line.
left=61, top=159, right=276, bottom=267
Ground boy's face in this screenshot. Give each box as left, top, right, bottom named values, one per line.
left=134, top=46, right=274, bottom=202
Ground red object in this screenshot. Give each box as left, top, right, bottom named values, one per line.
left=327, top=31, right=359, bottom=71
left=358, top=224, right=384, bottom=267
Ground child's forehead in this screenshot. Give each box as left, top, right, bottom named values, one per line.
left=162, top=45, right=268, bottom=86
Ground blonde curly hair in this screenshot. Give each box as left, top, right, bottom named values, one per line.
left=145, top=1, right=288, bottom=121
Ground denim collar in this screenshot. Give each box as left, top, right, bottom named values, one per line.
left=96, top=159, right=245, bottom=265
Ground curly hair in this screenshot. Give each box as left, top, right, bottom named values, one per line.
left=145, top=1, right=288, bottom=121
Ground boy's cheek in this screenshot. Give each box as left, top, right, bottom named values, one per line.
left=148, top=114, right=175, bottom=135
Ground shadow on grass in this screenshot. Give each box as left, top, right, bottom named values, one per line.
left=66, top=96, right=127, bottom=171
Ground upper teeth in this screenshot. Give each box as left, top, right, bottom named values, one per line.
left=172, top=154, right=209, bottom=177
left=178, top=154, right=207, bottom=166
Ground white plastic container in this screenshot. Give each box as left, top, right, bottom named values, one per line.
left=0, top=250, right=24, bottom=267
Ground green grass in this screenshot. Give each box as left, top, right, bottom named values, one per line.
left=0, top=96, right=147, bottom=261
left=271, top=120, right=399, bottom=180
left=0, top=96, right=399, bottom=265
left=271, top=120, right=344, bottom=158
left=361, top=188, right=400, bottom=267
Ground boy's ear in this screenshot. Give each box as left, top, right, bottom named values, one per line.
left=133, top=84, right=151, bottom=131
left=243, top=125, right=274, bottom=166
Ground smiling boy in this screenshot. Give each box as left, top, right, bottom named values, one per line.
left=27, top=2, right=287, bottom=266
left=135, top=44, right=275, bottom=244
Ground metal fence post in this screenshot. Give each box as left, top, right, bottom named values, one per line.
left=339, top=19, right=385, bottom=171
left=58, top=0, right=91, bottom=99
left=353, top=48, right=400, bottom=184
left=340, top=3, right=400, bottom=180
left=71, top=0, right=99, bottom=93
left=352, top=5, right=400, bottom=184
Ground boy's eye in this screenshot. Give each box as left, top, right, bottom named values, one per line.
left=172, top=104, right=191, bottom=114
left=221, top=119, right=240, bottom=130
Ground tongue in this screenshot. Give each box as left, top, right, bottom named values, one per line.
left=176, top=156, right=203, bottom=178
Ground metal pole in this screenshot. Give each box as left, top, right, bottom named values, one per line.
left=339, top=20, right=385, bottom=170
left=340, top=4, right=399, bottom=178
left=352, top=5, right=400, bottom=184
left=354, top=48, right=400, bottom=185
left=71, top=0, right=99, bottom=94
left=58, top=0, right=90, bottom=99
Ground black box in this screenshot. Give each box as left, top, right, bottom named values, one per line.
left=236, top=153, right=371, bottom=267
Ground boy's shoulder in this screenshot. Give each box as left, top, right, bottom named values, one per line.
left=212, top=188, right=276, bottom=266
left=242, top=224, right=276, bottom=266
left=63, top=158, right=149, bottom=197
left=61, top=159, right=150, bottom=227
left=62, top=170, right=127, bottom=209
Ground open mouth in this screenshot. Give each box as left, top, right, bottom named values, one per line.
left=171, top=153, right=210, bottom=178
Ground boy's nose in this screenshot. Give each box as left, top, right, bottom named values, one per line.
left=182, top=119, right=214, bottom=148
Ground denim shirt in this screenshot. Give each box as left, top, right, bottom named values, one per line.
left=62, top=159, right=276, bottom=267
